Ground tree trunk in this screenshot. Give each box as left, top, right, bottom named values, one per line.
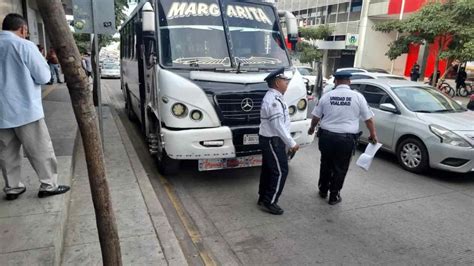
left=432, top=40, right=441, bottom=87
left=36, top=1, right=122, bottom=265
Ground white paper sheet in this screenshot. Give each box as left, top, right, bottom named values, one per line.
left=356, top=143, right=383, bottom=171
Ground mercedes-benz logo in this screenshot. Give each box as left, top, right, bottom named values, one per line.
left=241, top=98, right=254, bottom=112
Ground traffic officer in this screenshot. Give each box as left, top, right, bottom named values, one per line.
left=308, top=71, right=377, bottom=205
left=258, top=67, right=299, bottom=215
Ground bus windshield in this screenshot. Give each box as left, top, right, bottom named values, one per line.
left=224, top=0, right=289, bottom=68
left=157, top=0, right=289, bottom=69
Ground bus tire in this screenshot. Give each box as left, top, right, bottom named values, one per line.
left=157, top=150, right=180, bottom=175
left=125, top=92, right=137, bottom=122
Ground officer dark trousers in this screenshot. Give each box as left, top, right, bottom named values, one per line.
left=258, top=136, right=289, bottom=204
left=318, top=132, right=354, bottom=194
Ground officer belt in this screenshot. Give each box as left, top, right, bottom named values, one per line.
left=319, top=129, right=358, bottom=139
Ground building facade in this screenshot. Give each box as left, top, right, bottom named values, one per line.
left=277, top=0, right=364, bottom=76
left=1, top=0, right=47, bottom=50
left=278, top=0, right=446, bottom=78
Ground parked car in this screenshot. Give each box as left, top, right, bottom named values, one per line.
left=350, top=79, right=474, bottom=174
left=100, top=62, right=120, bottom=79
left=324, top=72, right=406, bottom=94
left=296, top=66, right=327, bottom=88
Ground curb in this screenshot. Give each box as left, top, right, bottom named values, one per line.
left=54, top=128, right=79, bottom=266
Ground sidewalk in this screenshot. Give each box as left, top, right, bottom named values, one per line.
left=62, top=105, right=186, bottom=265
left=0, top=84, right=187, bottom=265
left=0, top=84, right=77, bottom=265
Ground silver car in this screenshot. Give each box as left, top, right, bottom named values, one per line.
left=350, top=79, right=474, bottom=174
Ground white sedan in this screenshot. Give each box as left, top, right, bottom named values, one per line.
left=351, top=79, right=474, bottom=174
left=324, top=72, right=406, bottom=94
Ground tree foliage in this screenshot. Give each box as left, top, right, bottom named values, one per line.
left=374, top=0, right=474, bottom=62
left=296, top=25, right=332, bottom=64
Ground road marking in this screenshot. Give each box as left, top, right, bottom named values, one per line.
left=42, top=84, right=57, bottom=99
left=103, top=80, right=217, bottom=265
left=158, top=174, right=217, bottom=266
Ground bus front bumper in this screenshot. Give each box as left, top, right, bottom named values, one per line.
left=161, top=119, right=314, bottom=160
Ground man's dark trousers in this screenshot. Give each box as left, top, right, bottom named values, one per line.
left=259, top=136, right=288, bottom=204
left=318, top=131, right=355, bottom=194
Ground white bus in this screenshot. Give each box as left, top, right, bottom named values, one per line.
left=120, top=0, right=314, bottom=174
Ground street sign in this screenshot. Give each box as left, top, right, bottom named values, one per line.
left=345, top=33, right=359, bottom=50
left=72, top=0, right=93, bottom=33
left=72, top=0, right=116, bottom=35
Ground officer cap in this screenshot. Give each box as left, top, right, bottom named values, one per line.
left=264, top=67, right=290, bottom=83
left=333, top=70, right=352, bottom=80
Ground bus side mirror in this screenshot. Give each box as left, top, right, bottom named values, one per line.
left=142, top=2, right=155, bottom=32
left=278, top=10, right=298, bottom=51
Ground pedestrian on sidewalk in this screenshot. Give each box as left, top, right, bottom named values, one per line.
left=0, top=13, right=70, bottom=200
left=455, top=67, right=467, bottom=93
left=47, top=47, right=62, bottom=84
left=257, top=67, right=299, bottom=215
left=308, top=71, right=377, bottom=205
left=410, top=63, right=420, bottom=82
left=81, top=52, right=92, bottom=78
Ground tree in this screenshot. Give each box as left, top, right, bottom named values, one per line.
left=36, top=1, right=122, bottom=265
left=296, top=25, right=332, bottom=64
left=296, top=25, right=332, bottom=98
left=374, top=0, right=474, bottom=86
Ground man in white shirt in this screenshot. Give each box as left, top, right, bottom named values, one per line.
left=258, top=67, right=299, bottom=215
left=308, top=71, right=377, bottom=205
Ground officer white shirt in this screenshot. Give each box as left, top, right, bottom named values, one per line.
left=312, top=84, right=373, bottom=134
left=259, top=88, right=296, bottom=148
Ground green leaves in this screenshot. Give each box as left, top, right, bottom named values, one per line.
left=299, top=25, right=332, bottom=41
left=374, top=0, right=474, bottom=62
left=296, top=26, right=332, bottom=63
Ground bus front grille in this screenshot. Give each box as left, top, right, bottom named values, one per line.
left=215, top=93, right=265, bottom=126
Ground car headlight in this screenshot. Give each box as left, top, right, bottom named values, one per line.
left=297, top=99, right=307, bottom=111
left=171, top=103, right=187, bottom=118
left=190, top=110, right=203, bottom=121
left=429, top=125, right=471, bottom=147
left=288, top=105, right=296, bottom=116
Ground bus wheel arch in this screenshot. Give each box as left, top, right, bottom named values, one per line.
left=149, top=112, right=180, bottom=175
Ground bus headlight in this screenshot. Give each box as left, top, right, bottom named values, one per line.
left=172, top=103, right=187, bottom=118
left=297, top=99, right=307, bottom=111
left=190, top=110, right=203, bottom=121
left=288, top=105, right=296, bottom=116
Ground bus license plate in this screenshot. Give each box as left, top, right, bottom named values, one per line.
left=198, top=155, right=262, bottom=171
left=243, top=134, right=259, bottom=145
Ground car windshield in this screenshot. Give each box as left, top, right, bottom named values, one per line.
left=158, top=0, right=231, bottom=68
left=392, top=86, right=466, bottom=113
left=103, top=63, right=119, bottom=69
left=297, top=68, right=312, bottom=75
left=224, top=0, right=290, bottom=69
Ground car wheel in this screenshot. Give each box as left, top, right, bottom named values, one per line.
left=396, top=138, right=429, bottom=173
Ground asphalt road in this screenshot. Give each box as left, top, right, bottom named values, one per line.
left=103, top=79, right=474, bottom=265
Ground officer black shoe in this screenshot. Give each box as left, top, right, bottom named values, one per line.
left=328, top=193, right=342, bottom=205
left=5, top=187, right=26, bottom=201
left=260, top=202, right=284, bottom=215
left=38, top=185, right=70, bottom=198
left=319, top=191, right=328, bottom=199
